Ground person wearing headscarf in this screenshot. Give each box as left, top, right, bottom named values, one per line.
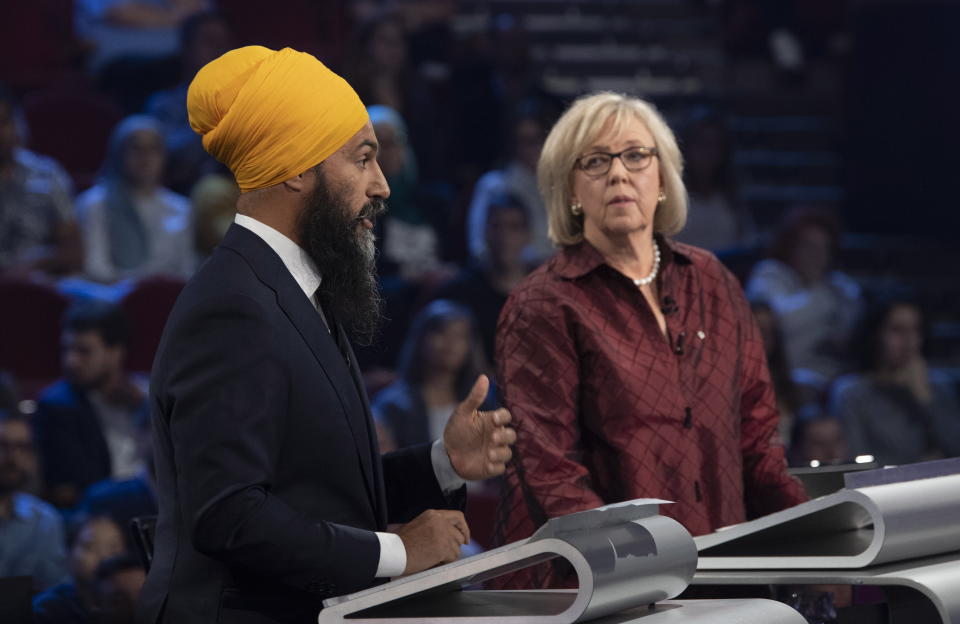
left=75, top=115, right=195, bottom=284
left=136, top=46, right=515, bottom=624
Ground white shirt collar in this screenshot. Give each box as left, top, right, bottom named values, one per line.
left=233, top=214, right=321, bottom=301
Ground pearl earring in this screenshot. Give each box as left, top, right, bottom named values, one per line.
left=570, top=201, right=583, bottom=216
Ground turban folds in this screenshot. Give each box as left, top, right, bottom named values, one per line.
left=187, top=46, right=368, bottom=192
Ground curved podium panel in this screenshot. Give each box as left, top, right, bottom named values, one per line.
left=318, top=500, right=805, bottom=623
left=693, top=461, right=960, bottom=623
left=695, top=472, right=960, bottom=569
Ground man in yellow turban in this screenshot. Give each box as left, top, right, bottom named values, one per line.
left=136, top=46, right=516, bottom=624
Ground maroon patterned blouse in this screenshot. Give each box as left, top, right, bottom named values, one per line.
left=493, top=236, right=807, bottom=587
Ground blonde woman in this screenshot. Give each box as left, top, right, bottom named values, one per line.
left=494, top=93, right=806, bottom=588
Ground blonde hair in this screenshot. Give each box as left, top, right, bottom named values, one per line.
left=539, top=92, right=687, bottom=247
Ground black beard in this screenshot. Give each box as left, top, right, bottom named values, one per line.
left=298, top=172, right=386, bottom=346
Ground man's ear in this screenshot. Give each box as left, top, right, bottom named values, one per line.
left=282, top=170, right=311, bottom=193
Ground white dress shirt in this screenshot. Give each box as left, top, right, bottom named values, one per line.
left=234, top=214, right=465, bottom=577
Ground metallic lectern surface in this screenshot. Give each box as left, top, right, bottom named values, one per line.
left=318, top=500, right=804, bottom=623
left=693, top=461, right=960, bottom=623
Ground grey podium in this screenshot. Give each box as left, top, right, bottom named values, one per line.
left=692, top=459, right=960, bottom=623
left=317, top=500, right=804, bottom=623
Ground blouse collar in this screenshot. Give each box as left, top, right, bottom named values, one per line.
left=554, top=233, right=691, bottom=280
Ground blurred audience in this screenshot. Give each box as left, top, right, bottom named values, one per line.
left=676, top=112, right=754, bottom=252
left=32, top=514, right=128, bottom=624
left=751, top=300, right=804, bottom=447
left=368, top=105, right=447, bottom=283
left=78, top=408, right=156, bottom=549
left=346, top=12, right=413, bottom=116
left=144, top=9, right=233, bottom=194
left=0, top=411, right=70, bottom=591
left=745, top=206, right=862, bottom=383
left=190, top=173, right=238, bottom=261
left=789, top=411, right=849, bottom=467
left=467, top=109, right=550, bottom=263
left=76, top=0, right=208, bottom=73
left=33, top=301, right=149, bottom=509
left=75, top=115, right=195, bottom=284
left=435, top=193, right=533, bottom=364
left=0, top=85, right=83, bottom=278
left=344, top=11, right=448, bottom=181
left=89, top=554, right=146, bottom=624
left=0, top=372, right=18, bottom=411
left=829, top=299, right=960, bottom=466
left=373, top=300, right=493, bottom=448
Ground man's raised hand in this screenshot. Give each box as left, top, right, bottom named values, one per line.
left=443, top=375, right=517, bottom=481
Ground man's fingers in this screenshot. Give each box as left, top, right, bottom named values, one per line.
left=492, top=425, right=517, bottom=446
left=489, top=408, right=512, bottom=427
left=447, top=511, right=470, bottom=545
left=488, top=446, right=512, bottom=463
left=461, top=375, right=489, bottom=413
left=485, top=461, right=506, bottom=476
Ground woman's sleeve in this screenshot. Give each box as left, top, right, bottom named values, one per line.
left=730, top=273, right=809, bottom=516
left=496, top=290, right=605, bottom=522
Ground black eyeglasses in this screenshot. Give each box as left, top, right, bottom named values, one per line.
left=576, top=146, right=659, bottom=176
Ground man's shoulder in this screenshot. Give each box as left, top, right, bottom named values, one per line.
left=830, top=373, right=873, bottom=403
left=12, top=492, right=62, bottom=528
left=372, top=381, right=416, bottom=412
left=177, top=243, right=272, bottom=307
left=37, top=380, right=83, bottom=410
left=33, top=582, right=88, bottom=624
left=158, top=245, right=284, bottom=356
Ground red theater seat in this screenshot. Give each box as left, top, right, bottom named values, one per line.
left=0, top=279, right=69, bottom=399
left=121, top=277, right=185, bottom=374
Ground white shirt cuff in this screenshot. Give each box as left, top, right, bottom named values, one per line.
left=431, top=438, right=466, bottom=493
left=375, top=531, right=406, bottom=578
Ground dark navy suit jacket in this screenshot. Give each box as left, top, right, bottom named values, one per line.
left=136, top=224, right=459, bottom=624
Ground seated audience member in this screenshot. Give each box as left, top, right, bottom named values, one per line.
left=0, top=411, right=70, bottom=591
left=144, top=9, right=233, bottom=194
left=789, top=410, right=849, bottom=466
left=33, top=301, right=149, bottom=508
left=75, top=0, right=208, bottom=73
left=33, top=514, right=127, bottom=624
left=79, top=408, right=156, bottom=547
left=435, top=193, right=533, bottom=363
left=675, top=112, right=754, bottom=252
left=0, top=372, right=17, bottom=411
left=467, top=111, right=551, bottom=263
left=751, top=300, right=805, bottom=446
left=829, top=298, right=960, bottom=466
left=368, top=105, right=447, bottom=282
left=373, top=300, right=494, bottom=448
left=0, top=85, right=83, bottom=277
left=190, top=173, right=238, bottom=261
left=90, top=554, right=146, bottom=624
left=75, top=115, right=195, bottom=284
left=745, top=206, right=862, bottom=382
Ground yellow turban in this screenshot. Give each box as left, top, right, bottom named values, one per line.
left=187, top=46, right=368, bottom=192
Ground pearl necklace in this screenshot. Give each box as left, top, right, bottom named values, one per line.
left=632, top=241, right=661, bottom=287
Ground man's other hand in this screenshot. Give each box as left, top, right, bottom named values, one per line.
left=395, top=509, right=469, bottom=575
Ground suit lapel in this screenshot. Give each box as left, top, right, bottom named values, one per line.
left=220, top=225, right=380, bottom=521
